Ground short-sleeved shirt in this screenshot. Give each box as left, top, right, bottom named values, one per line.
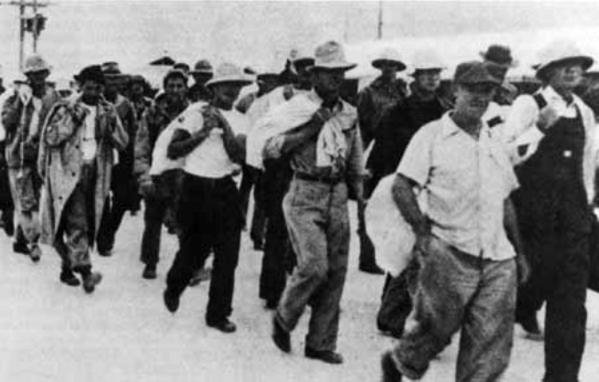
left=178, top=104, right=249, bottom=178
left=397, top=112, right=518, bottom=260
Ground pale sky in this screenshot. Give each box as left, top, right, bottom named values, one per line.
left=1, top=1, right=599, bottom=81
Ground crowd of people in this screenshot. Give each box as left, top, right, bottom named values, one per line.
left=1, top=37, right=599, bottom=382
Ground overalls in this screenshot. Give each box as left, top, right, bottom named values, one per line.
left=515, top=104, right=593, bottom=382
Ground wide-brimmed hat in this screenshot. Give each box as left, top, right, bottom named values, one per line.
left=535, top=40, right=594, bottom=81
left=74, top=65, right=106, bottom=85
left=311, top=41, right=356, bottom=72
left=190, top=59, right=214, bottom=75
left=480, top=45, right=518, bottom=68
left=372, top=47, right=406, bottom=71
left=205, top=63, right=253, bottom=88
left=411, top=49, right=445, bottom=75
left=102, top=61, right=129, bottom=83
left=453, top=61, right=501, bottom=86
left=23, top=54, right=51, bottom=74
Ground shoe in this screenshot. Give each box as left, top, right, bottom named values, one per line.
left=98, top=249, right=112, bottom=257
left=82, top=272, right=102, bottom=293
left=271, top=315, right=291, bottom=353
left=359, top=263, right=385, bottom=275
left=304, top=347, right=344, bottom=364
left=189, top=267, right=212, bottom=286
left=207, top=318, right=237, bottom=333
left=60, top=268, right=81, bottom=287
left=29, top=244, right=41, bottom=263
left=517, top=315, right=544, bottom=341
left=163, top=289, right=179, bottom=313
left=381, top=351, right=403, bottom=382
left=142, top=265, right=157, bottom=280
left=13, top=241, right=30, bottom=255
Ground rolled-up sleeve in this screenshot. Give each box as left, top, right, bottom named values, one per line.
left=501, top=95, right=543, bottom=164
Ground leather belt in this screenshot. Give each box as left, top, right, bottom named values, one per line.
left=294, top=172, right=343, bottom=185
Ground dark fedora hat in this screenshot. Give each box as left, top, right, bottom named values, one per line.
left=74, top=65, right=106, bottom=85
left=480, top=45, right=518, bottom=68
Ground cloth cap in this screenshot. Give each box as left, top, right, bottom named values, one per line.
left=205, top=63, right=253, bottom=88
left=453, top=61, right=501, bottom=86
left=74, top=65, right=106, bottom=86
left=23, top=54, right=51, bottom=74
left=191, top=59, right=214, bottom=74
left=411, top=49, right=445, bottom=74
left=162, top=68, right=188, bottom=88
left=480, top=45, right=518, bottom=68
left=372, top=47, right=406, bottom=71
left=535, top=40, right=594, bottom=81
left=311, top=41, right=356, bottom=71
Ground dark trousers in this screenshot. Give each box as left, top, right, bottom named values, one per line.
left=166, top=173, right=243, bottom=323
left=239, top=164, right=266, bottom=244
left=141, top=196, right=170, bottom=266
left=96, top=187, right=130, bottom=253
left=259, top=160, right=294, bottom=305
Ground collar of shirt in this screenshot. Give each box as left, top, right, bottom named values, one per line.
left=540, top=85, right=584, bottom=117
left=440, top=112, right=491, bottom=140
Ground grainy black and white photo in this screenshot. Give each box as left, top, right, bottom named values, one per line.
left=2, top=1, right=599, bottom=381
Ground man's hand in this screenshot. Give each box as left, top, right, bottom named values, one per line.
left=537, top=106, right=560, bottom=132
left=414, top=232, right=434, bottom=258
left=139, top=176, right=156, bottom=199
left=516, top=254, right=531, bottom=286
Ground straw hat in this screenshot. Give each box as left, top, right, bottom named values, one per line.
left=411, top=49, right=445, bottom=75
left=205, top=63, right=253, bottom=88
left=23, top=54, right=51, bottom=74
left=311, top=41, right=356, bottom=72
left=372, top=47, right=406, bottom=71
left=535, top=40, right=593, bottom=81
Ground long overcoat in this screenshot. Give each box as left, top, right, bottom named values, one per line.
left=38, top=95, right=128, bottom=245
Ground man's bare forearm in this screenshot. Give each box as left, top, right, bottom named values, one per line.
left=278, top=120, right=323, bottom=155
left=504, top=197, right=525, bottom=256
left=391, top=174, right=429, bottom=236
left=167, top=129, right=209, bottom=159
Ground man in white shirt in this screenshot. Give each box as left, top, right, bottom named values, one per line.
left=162, top=63, right=250, bottom=334
left=381, top=61, right=529, bottom=382
left=502, top=40, right=597, bottom=382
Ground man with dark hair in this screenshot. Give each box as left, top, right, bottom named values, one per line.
left=162, top=63, right=250, bottom=333
left=39, top=65, right=128, bottom=292
left=266, top=41, right=364, bottom=365
left=96, top=63, right=138, bottom=257
left=381, top=61, right=528, bottom=381
left=135, top=69, right=189, bottom=279
left=2, top=54, right=61, bottom=262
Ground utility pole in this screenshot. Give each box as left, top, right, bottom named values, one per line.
left=4, top=0, right=50, bottom=71
left=377, top=0, right=383, bottom=40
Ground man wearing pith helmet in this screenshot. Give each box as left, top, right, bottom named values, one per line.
left=2, top=54, right=60, bottom=262
left=266, top=40, right=364, bottom=365
left=162, top=62, right=250, bottom=334
left=369, top=49, right=451, bottom=339
left=503, top=40, right=597, bottom=382
left=381, top=61, right=529, bottom=381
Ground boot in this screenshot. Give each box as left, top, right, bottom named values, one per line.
left=60, top=267, right=81, bottom=287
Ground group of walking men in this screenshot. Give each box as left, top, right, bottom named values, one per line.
left=1, top=36, right=598, bottom=382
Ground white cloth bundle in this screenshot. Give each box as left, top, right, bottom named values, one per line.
left=366, top=174, right=416, bottom=277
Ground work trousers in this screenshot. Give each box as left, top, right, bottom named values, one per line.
left=54, top=163, right=96, bottom=272
left=239, top=164, right=266, bottom=244
left=166, top=173, right=243, bottom=324
left=377, top=258, right=419, bottom=337
left=140, top=171, right=182, bottom=266
left=259, top=159, right=294, bottom=306
left=8, top=167, right=40, bottom=246
left=391, top=239, right=517, bottom=382
left=276, top=178, right=350, bottom=352
left=96, top=186, right=130, bottom=253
